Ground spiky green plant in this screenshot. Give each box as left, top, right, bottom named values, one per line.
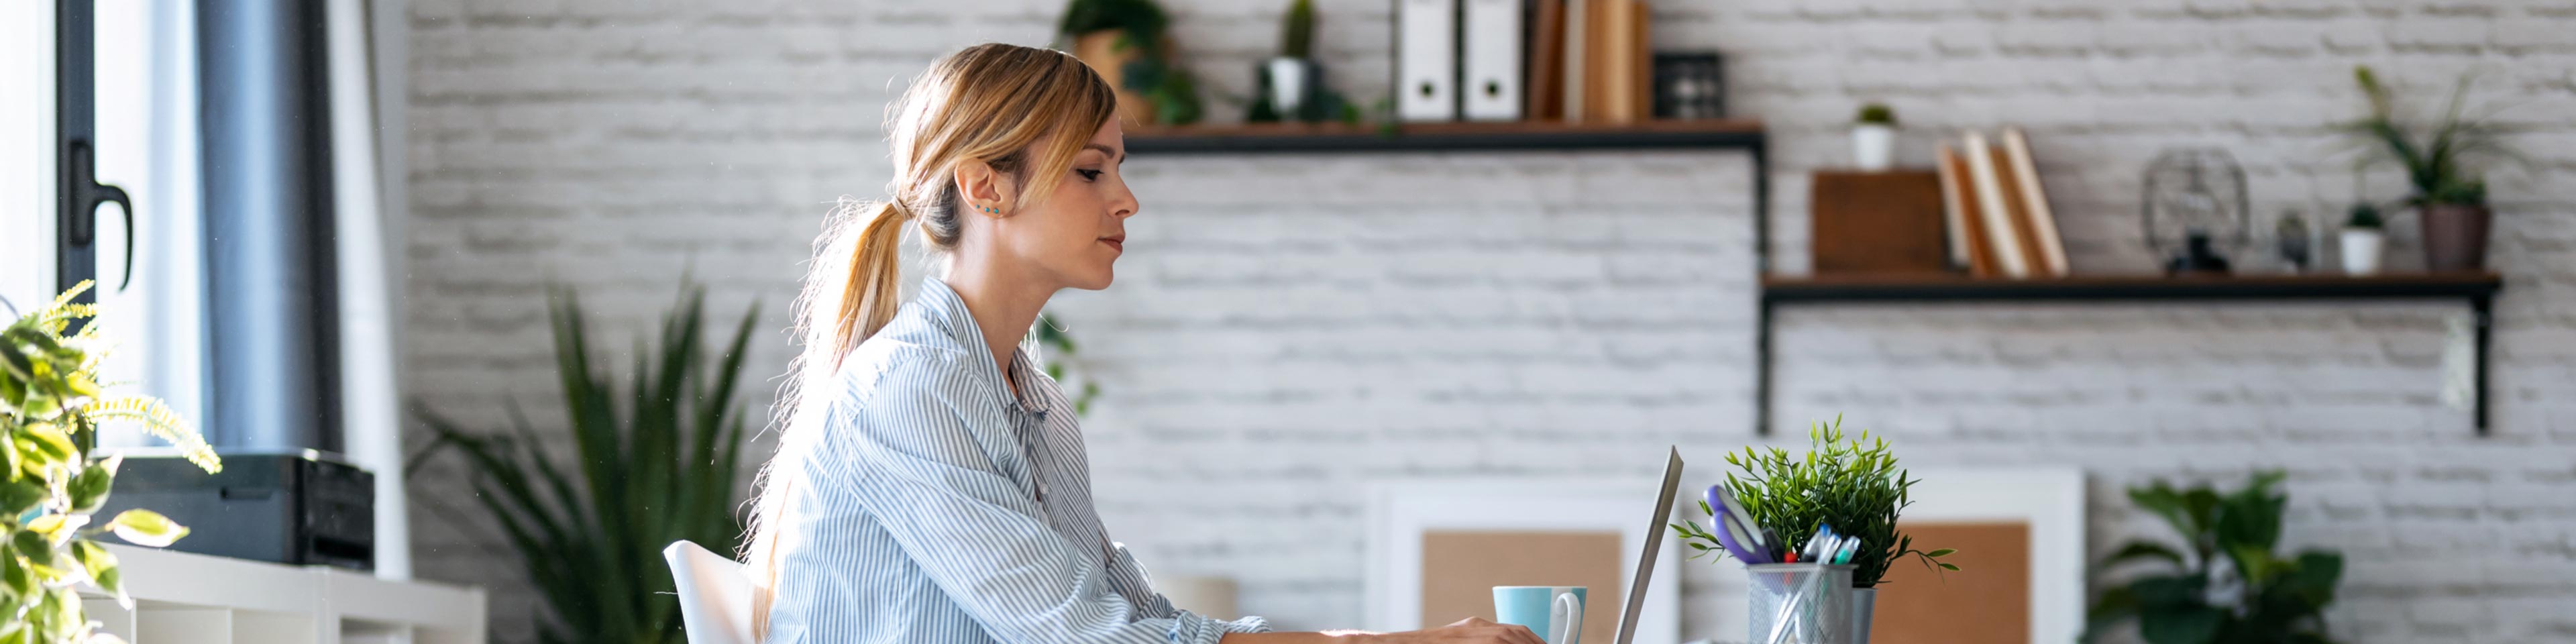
left=0, top=280, right=220, bottom=643
left=1279, top=0, right=1316, bottom=59
left=1668, top=418, right=1953, bottom=588
left=2083, top=471, right=2344, bottom=644
left=1855, top=103, right=1896, bottom=126
left=409, top=284, right=757, bottom=644
left=2337, top=66, right=2521, bottom=207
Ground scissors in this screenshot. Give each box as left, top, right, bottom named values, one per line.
left=1706, top=485, right=1777, bottom=564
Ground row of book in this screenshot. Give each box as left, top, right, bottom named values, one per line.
left=1396, top=0, right=1655, bottom=123
left=1937, top=128, right=2070, bottom=278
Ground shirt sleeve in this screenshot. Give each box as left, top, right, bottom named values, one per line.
left=828, top=357, right=1254, bottom=644
left=1103, top=541, right=1273, bottom=635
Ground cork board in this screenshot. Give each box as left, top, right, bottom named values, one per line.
left=1420, top=530, right=1624, bottom=644
left=1872, top=521, right=2032, bottom=644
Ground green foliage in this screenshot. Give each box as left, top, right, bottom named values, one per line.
left=1026, top=316, right=1102, bottom=416
left=1855, top=103, right=1896, bottom=126
left=2082, top=471, right=2344, bottom=644
left=2336, top=66, right=2521, bottom=207
left=409, top=284, right=758, bottom=644
left=1667, top=418, right=1954, bottom=588
left=1279, top=0, right=1316, bottom=59
left=2343, top=203, right=2383, bottom=229
left=1059, top=0, right=1203, bottom=125
left=0, top=280, right=221, bottom=643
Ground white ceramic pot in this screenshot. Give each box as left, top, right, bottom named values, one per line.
left=1851, top=124, right=1894, bottom=171
left=1266, top=57, right=1311, bottom=117
left=2341, top=228, right=2385, bottom=275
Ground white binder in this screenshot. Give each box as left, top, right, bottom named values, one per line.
left=1397, top=0, right=1460, bottom=122
left=1460, top=0, right=1523, bottom=121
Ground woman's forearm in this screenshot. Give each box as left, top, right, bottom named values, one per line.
left=1219, top=631, right=1378, bottom=644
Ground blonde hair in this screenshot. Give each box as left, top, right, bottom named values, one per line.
left=742, top=43, right=1118, bottom=636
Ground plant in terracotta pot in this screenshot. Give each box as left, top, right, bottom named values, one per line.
left=1059, top=0, right=1204, bottom=126
left=2082, top=471, right=2345, bottom=644
left=2338, top=203, right=2385, bottom=276
left=2336, top=66, right=2522, bottom=272
left=1669, top=418, right=1956, bottom=644
left=1851, top=103, right=1897, bottom=171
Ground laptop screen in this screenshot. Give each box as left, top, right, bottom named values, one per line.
left=1612, top=447, right=1684, bottom=644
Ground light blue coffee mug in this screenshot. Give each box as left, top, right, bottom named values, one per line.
left=1493, top=586, right=1587, bottom=644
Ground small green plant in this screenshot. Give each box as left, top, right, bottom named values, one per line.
left=1057, top=0, right=1204, bottom=125
left=2343, top=203, right=2383, bottom=229
left=2083, top=471, right=2344, bottom=644
left=409, top=284, right=757, bottom=644
left=1855, top=103, right=1896, bottom=127
left=2336, top=66, right=2520, bottom=207
left=1, top=281, right=221, bottom=644
left=1279, top=0, right=1316, bottom=59
left=1027, top=315, right=1102, bottom=415
left=1668, top=418, right=1954, bottom=588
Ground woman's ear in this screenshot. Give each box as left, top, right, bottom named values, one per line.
left=953, top=160, right=1018, bottom=216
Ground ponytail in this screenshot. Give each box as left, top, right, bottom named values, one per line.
left=835, top=200, right=914, bottom=363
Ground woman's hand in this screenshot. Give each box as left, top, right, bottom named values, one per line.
left=1367, top=617, right=1550, bottom=644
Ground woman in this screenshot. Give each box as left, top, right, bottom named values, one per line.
left=745, top=44, right=1546, bottom=644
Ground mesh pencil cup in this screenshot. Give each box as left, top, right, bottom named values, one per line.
left=1746, top=564, right=1855, bottom=644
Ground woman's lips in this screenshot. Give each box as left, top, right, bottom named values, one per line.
left=1099, top=237, right=1123, bottom=252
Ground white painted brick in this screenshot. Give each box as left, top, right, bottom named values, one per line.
left=402, top=0, right=2576, bottom=641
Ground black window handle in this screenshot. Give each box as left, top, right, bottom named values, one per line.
left=66, top=140, right=134, bottom=292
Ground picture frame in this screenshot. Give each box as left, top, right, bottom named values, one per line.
left=1364, top=479, right=1682, bottom=644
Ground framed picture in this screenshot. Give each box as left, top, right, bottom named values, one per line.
left=1871, top=468, right=2088, bottom=644
left=1364, top=480, right=1681, bottom=644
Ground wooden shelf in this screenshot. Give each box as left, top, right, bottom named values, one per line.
left=1760, top=272, right=2503, bottom=303
left=1124, top=119, right=1765, bottom=154
left=1756, top=270, right=2506, bottom=436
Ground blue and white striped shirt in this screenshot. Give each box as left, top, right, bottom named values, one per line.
left=761, top=278, right=1272, bottom=644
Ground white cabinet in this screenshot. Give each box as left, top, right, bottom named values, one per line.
left=79, top=545, right=486, bottom=644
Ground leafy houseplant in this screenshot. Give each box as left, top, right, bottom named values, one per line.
left=2083, top=471, right=2344, bottom=644
left=1, top=281, right=220, bottom=644
left=1058, top=0, right=1205, bottom=126
left=409, top=285, right=757, bottom=644
left=1026, top=315, right=1102, bottom=416
left=2336, top=66, right=2520, bottom=271
left=1851, top=103, right=1897, bottom=171
left=1668, top=419, right=1954, bottom=644
left=2338, top=203, right=2385, bottom=276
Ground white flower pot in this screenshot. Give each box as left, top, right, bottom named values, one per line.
left=1266, top=57, right=1311, bottom=117
left=2341, top=229, right=2385, bottom=275
left=1851, top=124, right=1895, bottom=171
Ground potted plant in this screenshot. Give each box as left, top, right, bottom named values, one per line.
left=2083, top=471, right=2344, bottom=644
left=1256, top=0, right=1321, bottom=123
left=1852, top=103, right=1897, bottom=171
left=2336, top=66, right=2520, bottom=272
left=1059, top=0, right=1205, bottom=126
left=2339, top=203, right=2385, bottom=276
left=1, top=280, right=221, bottom=643
left=1670, top=419, right=1956, bottom=644
left=409, top=284, right=759, bottom=643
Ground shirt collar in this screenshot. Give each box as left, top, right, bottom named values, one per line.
left=914, top=277, right=1051, bottom=415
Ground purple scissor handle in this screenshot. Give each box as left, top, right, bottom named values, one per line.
left=1706, top=485, right=1774, bottom=563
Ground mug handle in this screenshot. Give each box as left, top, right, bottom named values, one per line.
left=1548, top=591, right=1583, bottom=644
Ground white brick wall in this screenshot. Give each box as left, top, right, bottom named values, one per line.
left=403, top=0, right=2576, bottom=641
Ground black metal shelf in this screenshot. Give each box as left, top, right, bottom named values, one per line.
left=1756, top=272, right=2506, bottom=435
left=1124, top=119, right=1767, bottom=154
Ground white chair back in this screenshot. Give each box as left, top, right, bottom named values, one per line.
left=664, top=540, right=758, bottom=644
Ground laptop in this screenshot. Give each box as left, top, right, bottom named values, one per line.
left=1611, top=446, right=1685, bottom=644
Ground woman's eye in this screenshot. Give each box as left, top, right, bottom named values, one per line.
left=1075, top=168, right=1104, bottom=182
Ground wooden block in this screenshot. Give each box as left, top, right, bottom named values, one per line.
left=1811, top=170, right=1948, bottom=274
